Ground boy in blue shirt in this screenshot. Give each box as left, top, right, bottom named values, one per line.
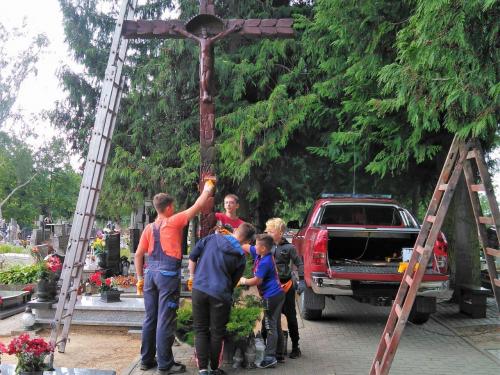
left=239, top=234, right=285, bottom=369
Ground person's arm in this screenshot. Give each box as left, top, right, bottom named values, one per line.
left=241, top=243, right=251, bottom=254
left=290, top=245, right=304, bottom=280
left=134, top=230, right=149, bottom=295
left=231, top=257, right=246, bottom=288
left=182, top=180, right=216, bottom=221
left=173, top=26, right=200, bottom=42
left=211, top=23, right=242, bottom=43
left=239, top=275, right=262, bottom=286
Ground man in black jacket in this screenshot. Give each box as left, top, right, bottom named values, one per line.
left=265, top=218, right=305, bottom=359
left=188, top=222, right=256, bottom=375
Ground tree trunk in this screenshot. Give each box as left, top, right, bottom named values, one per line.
left=443, top=174, right=481, bottom=300
left=0, top=172, right=39, bottom=221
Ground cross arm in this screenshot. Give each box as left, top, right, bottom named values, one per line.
left=122, top=20, right=187, bottom=39
left=122, top=18, right=294, bottom=40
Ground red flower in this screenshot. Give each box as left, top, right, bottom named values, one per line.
left=89, top=272, right=103, bottom=287
left=0, top=342, right=6, bottom=353
left=105, top=278, right=112, bottom=286
left=46, top=256, right=62, bottom=273
left=23, top=285, right=35, bottom=293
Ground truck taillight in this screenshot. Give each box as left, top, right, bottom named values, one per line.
left=433, top=232, right=448, bottom=273
left=313, top=229, right=328, bottom=266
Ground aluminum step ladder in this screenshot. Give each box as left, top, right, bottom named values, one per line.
left=49, top=0, right=138, bottom=361
left=370, top=135, right=500, bottom=375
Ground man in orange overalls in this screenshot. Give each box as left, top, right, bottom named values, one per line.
left=135, top=180, right=215, bottom=374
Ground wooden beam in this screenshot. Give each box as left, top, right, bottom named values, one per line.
left=122, top=19, right=294, bottom=39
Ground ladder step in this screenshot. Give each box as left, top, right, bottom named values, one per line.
left=466, top=150, right=477, bottom=159
left=62, top=313, right=72, bottom=319
left=438, top=184, right=448, bottom=191
left=485, top=247, right=500, bottom=257
left=470, top=184, right=485, bottom=192
left=395, top=304, right=403, bottom=318
left=479, top=216, right=494, bottom=225
left=384, top=332, right=392, bottom=347
left=405, top=275, right=414, bottom=287
left=426, top=215, right=436, bottom=223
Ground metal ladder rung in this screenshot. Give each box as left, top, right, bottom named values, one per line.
left=470, top=184, right=485, bottom=192
left=405, top=275, right=414, bottom=287
left=394, top=304, right=402, bottom=318
left=61, top=313, right=72, bottom=320
left=415, top=245, right=425, bottom=255
left=438, top=184, right=448, bottom=191
left=426, top=215, right=436, bottom=223
left=479, top=216, right=494, bottom=225
left=466, top=150, right=477, bottom=159
left=485, top=247, right=500, bottom=257
left=92, top=132, right=111, bottom=141
left=384, top=333, right=391, bottom=347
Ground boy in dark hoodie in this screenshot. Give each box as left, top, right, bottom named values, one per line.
left=188, top=222, right=256, bottom=375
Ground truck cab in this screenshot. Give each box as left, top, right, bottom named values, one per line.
left=292, top=194, right=449, bottom=323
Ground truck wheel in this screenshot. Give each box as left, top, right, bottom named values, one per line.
left=299, top=288, right=323, bottom=320
left=408, top=311, right=430, bottom=325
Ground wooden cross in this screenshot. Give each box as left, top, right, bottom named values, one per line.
left=122, top=0, right=294, bottom=236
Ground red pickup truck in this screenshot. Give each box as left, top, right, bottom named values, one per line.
left=291, top=194, right=449, bottom=323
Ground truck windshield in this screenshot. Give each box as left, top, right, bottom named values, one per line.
left=320, top=205, right=403, bottom=226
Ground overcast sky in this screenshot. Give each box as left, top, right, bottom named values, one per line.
left=1, top=0, right=499, bottom=198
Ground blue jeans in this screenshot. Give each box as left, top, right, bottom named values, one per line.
left=141, top=269, right=180, bottom=369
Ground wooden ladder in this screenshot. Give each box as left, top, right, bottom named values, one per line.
left=370, top=136, right=500, bottom=375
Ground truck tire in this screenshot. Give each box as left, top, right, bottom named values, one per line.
left=299, top=287, right=324, bottom=320
left=408, top=311, right=430, bottom=325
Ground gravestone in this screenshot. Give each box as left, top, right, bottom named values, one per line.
left=105, top=232, right=121, bottom=274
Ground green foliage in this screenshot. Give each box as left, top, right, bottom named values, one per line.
left=53, top=0, right=499, bottom=227
left=0, top=244, right=28, bottom=254
left=176, top=303, right=193, bottom=331
left=0, top=264, right=40, bottom=285
left=226, top=306, right=262, bottom=339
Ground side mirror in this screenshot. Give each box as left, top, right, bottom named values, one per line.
left=287, top=220, right=300, bottom=230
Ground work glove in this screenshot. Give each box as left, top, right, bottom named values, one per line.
left=296, top=280, right=306, bottom=295
left=203, top=175, right=216, bottom=194
left=136, top=278, right=144, bottom=296
left=187, top=277, right=193, bottom=291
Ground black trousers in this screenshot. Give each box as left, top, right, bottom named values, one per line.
left=262, top=285, right=300, bottom=350
left=282, top=284, right=300, bottom=347
left=192, top=289, right=232, bottom=370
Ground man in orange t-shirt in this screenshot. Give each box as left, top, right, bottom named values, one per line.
left=135, top=180, right=215, bottom=374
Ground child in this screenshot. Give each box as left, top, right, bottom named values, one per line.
left=239, top=234, right=285, bottom=369
left=215, top=194, right=245, bottom=231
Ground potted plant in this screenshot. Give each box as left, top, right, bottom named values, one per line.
left=3, top=333, right=54, bottom=374
left=35, top=255, right=62, bottom=302
left=88, top=272, right=121, bottom=302
left=91, top=237, right=106, bottom=268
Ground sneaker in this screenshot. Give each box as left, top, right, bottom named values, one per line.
left=140, top=360, right=158, bottom=371
left=198, top=370, right=209, bottom=375
left=257, top=358, right=277, bottom=369
left=289, top=347, right=301, bottom=359
left=211, top=369, right=226, bottom=375
left=157, top=363, right=186, bottom=375
left=276, top=354, right=286, bottom=363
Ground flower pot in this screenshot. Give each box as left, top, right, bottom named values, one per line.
left=36, top=279, right=57, bottom=302
left=100, top=289, right=121, bottom=303
left=18, top=370, right=44, bottom=375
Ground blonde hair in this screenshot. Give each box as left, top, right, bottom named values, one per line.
left=265, top=218, right=286, bottom=234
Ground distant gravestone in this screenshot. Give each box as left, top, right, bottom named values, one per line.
left=105, top=232, right=121, bottom=274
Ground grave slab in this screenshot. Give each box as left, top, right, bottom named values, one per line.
left=1, top=364, right=116, bottom=375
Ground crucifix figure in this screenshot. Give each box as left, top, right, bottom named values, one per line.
left=122, top=0, right=294, bottom=237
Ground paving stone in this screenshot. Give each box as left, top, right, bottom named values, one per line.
left=126, top=296, right=499, bottom=375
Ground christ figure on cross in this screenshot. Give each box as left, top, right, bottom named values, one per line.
left=173, top=24, right=241, bottom=103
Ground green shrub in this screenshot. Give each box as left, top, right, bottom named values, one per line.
left=0, top=264, right=41, bottom=284
left=120, top=247, right=131, bottom=260
left=177, top=304, right=193, bottom=330
left=226, top=306, right=262, bottom=339
left=0, top=244, right=29, bottom=254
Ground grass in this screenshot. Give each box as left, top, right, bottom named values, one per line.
left=0, top=243, right=29, bottom=254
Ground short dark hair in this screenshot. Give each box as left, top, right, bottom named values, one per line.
left=224, top=194, right=239, bottom=203
left=153, top=193, right=174, bottom=214
left=256, top=234, right=274, bottom=251
left=238, top=222, right=256, bottom=243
